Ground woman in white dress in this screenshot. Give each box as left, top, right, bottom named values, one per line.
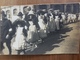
left=26, top=13, right=40, bottom=51
left=12, top=12, right=27, bottom=55
left=54, top=11, right=60, bottom=31
left=47, top=9, right=56, bottom=33
left=67, top=13, right=71, bottom=23
left=38, top=12, right=47, bottom=40
left=69, top=14, right=76, bottom=23
left=27, top=16, right=40, bottom=43
left=54, top=10, right=61, bottom=30
left=12, top=25, right=25, bottom=49
left=61, top=13, right=66, bottom=24
left=72, top=14, right=77, bottom=22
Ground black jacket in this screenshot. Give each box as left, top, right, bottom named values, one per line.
left=1, top=19, right=12, bottom=41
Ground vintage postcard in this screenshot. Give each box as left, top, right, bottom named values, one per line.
left=0, top=3, right=79, bottom=55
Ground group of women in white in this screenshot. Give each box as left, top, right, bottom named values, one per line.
left=1, top=6, right=80, bottom=55
left=12, top=9, right=62, bottom=54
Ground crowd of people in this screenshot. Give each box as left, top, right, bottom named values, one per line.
left=1, top=6, right=80, bottom=55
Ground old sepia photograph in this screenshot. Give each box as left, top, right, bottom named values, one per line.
left=0, top=3, right=79, bottom=55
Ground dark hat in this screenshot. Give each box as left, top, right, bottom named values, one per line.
left=28, top=14, right=34, bottom=21
left=1, top=11, right=6, bottom=17
left=37, top=10, right=45, bottom=15
left=18, top=12, right=23, bottom=17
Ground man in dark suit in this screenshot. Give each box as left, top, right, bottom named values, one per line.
left=1, top=10, right=13, bottom=55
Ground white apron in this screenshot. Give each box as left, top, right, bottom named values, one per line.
left=61, top=14, right=66, bottom=24
left=12, top=27, right=25, bottom=50
left=48, top=15, right=55, bottom=32
left=55, top=16, right=60, bottom=30
left=38, top=16, right=47, bottom=38
left=27, top=25, right=40, bottom=43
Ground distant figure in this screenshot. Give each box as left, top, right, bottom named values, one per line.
left=38, top=11, right=47, bottom=41
left=2, top=11, right=7, bottom=22
left=11, top=8, right=19, bottom=23
left=61, top=13, right=66, bottom=24
left=78, top=13, right=80, bottom=21
left=6, top=10, right=11, bottom=20
left=47, top=9, right=56, bottom=33
left=53, top=10, right=60, bottom=31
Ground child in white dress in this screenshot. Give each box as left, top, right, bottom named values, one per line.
left=38, top=14, right=47, bottom=39
left=12, top=12, right=27, bottom=55
left=26, top=14, right=40, bottom=51
left=55, top=15, right=60, bottom=30
left=48, top=13, right=56, bottom=33
left=61, top=13, right=66, bottom=24
left=27, top=21, right=39, bottom=43
left=72, top=14, right=76, bottom=22
left=67, top=14, right=71, bottom=23
left=12, top=25, right=25, bottom=50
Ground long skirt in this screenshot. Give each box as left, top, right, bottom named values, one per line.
left=27, top=31, right=40, bottom=43
left=12, top=27, right=26, bottom=50
left=47, top=20, right=56, bottom=32
left=38, top=22, right=47, bottom=38
left=38, top=29, right=47, bottom=38
left=55, top=19, right=60, bottom=30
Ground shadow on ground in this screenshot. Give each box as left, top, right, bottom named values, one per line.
left=25, top=25, right=73, bottom=55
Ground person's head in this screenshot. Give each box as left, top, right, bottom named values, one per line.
left=6, top=10, right=10, bottom=15
left=48, top=9, right=53, bottom=13
left=27, top=6, right=31, bottom=12
left=13, top=8, right=17, bottom=15
left=1, top=11, right=7, bottom=20
left=23, top=6, right=31, bottom=14
left=28, top=14, right=34, bottom=25
left=1, top=11, right=6, bottom=16
left=6, top=10, right=11, bottom=20
left=54, top=10, right=58, bottom=15
left=18, top=12, right=23, bottom=19
left=62, top=13, right=64, bottom=15
left=23, top=6, right=28, bottom=14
